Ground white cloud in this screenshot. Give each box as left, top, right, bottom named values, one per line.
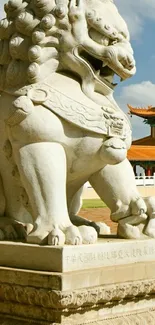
left=115, top=0, right=155, bottom=39
left=116, top=81, right=155, bottom=139
left=120, top=81, right=155, bottom=106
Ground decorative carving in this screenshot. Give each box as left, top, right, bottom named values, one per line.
left=5, top=0, right=28, bottom=20
left=33, top=0, right=55, bottom=18
left=0, top=279, right=155, bottom=309
left=24, top=83, right=128, bottom=137
left=15, top=11, right=40, bottom=37
left=0, top=40, right=11, bottom=65
left=41, top=14, right=56, bottom=30
left=6, top=60, right=28, bottom=87
left=10, top=33, right=31, bottom=61
left=1, top=280, right=155, bottom=324
left=0, top=19, right=15, bottom=40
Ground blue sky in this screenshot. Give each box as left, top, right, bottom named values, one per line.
left=0, top=0, right=154, bottom=139
left=115, top=0, right=155, bottom=139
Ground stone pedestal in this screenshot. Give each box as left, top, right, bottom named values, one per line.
left=1, top=238, right=155, bottom=324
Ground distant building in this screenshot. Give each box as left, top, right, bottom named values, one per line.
left=127, top=105, right=155, bottom=176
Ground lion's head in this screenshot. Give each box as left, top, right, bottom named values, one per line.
left=0, top=0, right=136, bottom=98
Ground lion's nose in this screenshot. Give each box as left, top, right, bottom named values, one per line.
left=128, top=62, right=135, bottom=70
left=120, top=54, right=135, bottom=70
left=127, top=56, right=135, bottom=70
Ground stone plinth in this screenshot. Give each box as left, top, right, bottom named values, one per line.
left=1, top=239, right=155, bottom=324
left=1, top=238, right=155, bottom=272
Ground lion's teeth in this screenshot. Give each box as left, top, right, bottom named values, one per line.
left=102, top=62, right=107, bottom=68
left=96, top=70, right=100, bottom=76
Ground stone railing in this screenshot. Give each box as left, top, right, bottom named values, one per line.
left=85, top=176, right=155, bottom=188
left=135, top=175, right=155, bottom=186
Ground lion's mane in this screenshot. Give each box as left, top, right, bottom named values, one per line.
left=0, top=0, right=71, bottom=89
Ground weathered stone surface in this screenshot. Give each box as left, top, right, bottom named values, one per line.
left=1, top=276, right=155, bottom=309
left=1, top=263, right=155, bottom=324
left=1, top=238, right=155, bottom=272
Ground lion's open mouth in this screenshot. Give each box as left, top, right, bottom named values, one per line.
left=79, top=49, right=117, bottom=89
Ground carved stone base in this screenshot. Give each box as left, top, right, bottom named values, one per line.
left=1, top=239, right=155, bottom=324
left=1, top=238, right=155, bottom=272
left=1, top=310, right=155, bottom=325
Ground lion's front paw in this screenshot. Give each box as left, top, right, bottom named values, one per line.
left=47, top=225, right=98, bottom=246
left=94, top=222, right=111, bottom=235
left=78, top=225, right=98, bottom=244
left=144, top=219, right=155, bottom=238
left=48, top=225, right=83, bottom=246
left=48, top=227, right=65, bottom=246
left=65, top=225, right=82, bottom=245
left=143, top=196, right=155, bottom=238
left=0, top=217, right=28, bottom=241
left=117, top=223, right=141, bottom=239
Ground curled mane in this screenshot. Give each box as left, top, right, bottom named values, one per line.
left=0, top=0, right=130, bottom=94
left=0, top=0, right=69, bottom=90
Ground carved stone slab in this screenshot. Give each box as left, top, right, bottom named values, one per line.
left=1, top=238, right=155, bottom=272
left=1, top=262, right=155, bottom=324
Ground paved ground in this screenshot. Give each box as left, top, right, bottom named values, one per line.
left=80, top=207, right=117, bottom=234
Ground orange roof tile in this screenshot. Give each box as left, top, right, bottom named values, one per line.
left=128, top=104, right=155, bottom=117
left=127, top=145, right=155, bottom=161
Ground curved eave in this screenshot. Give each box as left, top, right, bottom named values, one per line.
left=127, top=104, right=155, bottom=118
left=131, top=113, right=155, bottom=118
left=127, top=145, right=155, bottom=161
left=132, top=136, right=155, bottom=146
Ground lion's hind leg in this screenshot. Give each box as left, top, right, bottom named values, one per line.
left=143, top=197, right=155, bottom=238
left=89, top=159, right=155, bottom=239
left=69, top=185, right=110, bottom=243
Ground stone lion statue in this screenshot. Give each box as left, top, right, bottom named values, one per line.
left=0, top=0, right=155, bottom=245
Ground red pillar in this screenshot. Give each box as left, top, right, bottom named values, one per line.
left=146, top=167, right=151, bottom=176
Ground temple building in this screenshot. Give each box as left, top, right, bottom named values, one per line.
left=127, top=105, right=155, bottom=176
